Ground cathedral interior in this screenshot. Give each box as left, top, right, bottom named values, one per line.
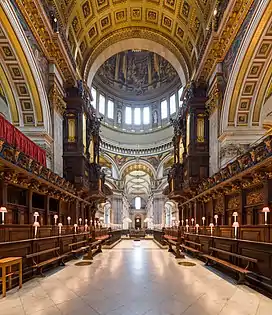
left=0, top=0, right=272, bottom=314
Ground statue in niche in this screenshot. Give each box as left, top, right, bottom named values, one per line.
left=117, top=111, right=122, bottom=124
left=153, top=111, right=158, bottom=124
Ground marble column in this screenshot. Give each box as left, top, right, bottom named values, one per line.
left=153, top=193, right=166, bottom=225
left=111, top=192, right=123, bottom=224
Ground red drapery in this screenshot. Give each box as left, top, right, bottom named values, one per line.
left=0, top=115, right=46, bottom=166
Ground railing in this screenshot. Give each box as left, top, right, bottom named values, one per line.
left=0, top=115, right=46, bottom=166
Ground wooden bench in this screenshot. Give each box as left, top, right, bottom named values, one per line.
left=26, top=247, right=67, bottom=276
left=96, top=234, right=110, bottom=241
left=164, top=236, right=184, bottom=259
left=68, top=240, right=89, bottom=258
left=83, top=239, right=102, bottom=260
left=203, top=247, right=258, bottom=284
left=181, top=240, right=203, bottom=257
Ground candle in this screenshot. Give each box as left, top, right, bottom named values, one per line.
left=214, top=214, right=218, bottom=226
left=191, top=218, right=194, bottom=225
left=74, top=223, right=78, bottom=233
left=54, top=214, right=58, bottom=225
left=202, top=217, right=205, bottom=226
left=85, top=219, right=88, bottom=224
left=79, top=218, right=82, bottom=225
left=84, top=224, right=88, bottom=232
left=195, top=224, right=199, bottom=234
left=209, top=223, right=214, bottom=236
left=181, top=219, right=184, bottom=226
left=186, top=224, right=189, bottom=233
left=58, top=222, right=63, bottom=235
left=67, top=216, right=71, bottom=225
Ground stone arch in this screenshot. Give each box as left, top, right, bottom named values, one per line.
left=119, top=158, right=157, bottom=179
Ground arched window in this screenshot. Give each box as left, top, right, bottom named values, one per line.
left=135, top=197, right=141, bottom=209
left=161, top=100, right=168, bottom=119
left=99, top=94, right=105, bottom=115
left=178, top=86, right=184, bottom=107
left=134, top=108, right=141, bottom=125
left=170, top=94, right=176, bottom=115
left=107, top=99, right=114, bottom=119
left=143, top=107, right=150, bottom=124
left=91, top=87, right=97, bottom=108
left=125, top=107, right=132, bottom=124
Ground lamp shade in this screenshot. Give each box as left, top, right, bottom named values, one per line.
left=33, top=211, right=39, bottom=217
left=209, top=223, right=214, bottom=227
left=262, top=207, right=270, bottom=213
left=232, top=222, right=239, bottom=227
left=0, top=207, right=7, bottom=213
left=232, top=212, right=238, bottom=217
left=33, top=222, right=40, bottom=227
left=58, top=223, right=63, bottom=227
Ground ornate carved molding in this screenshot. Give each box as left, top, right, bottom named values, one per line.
left=49, top=85, right=66, bottom=116
left=14, top=0, right=76, bottom=83
left=196, top=0, right=255, bottom=81
left=206, top=73, right=225, bottom=116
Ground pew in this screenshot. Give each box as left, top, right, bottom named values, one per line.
left=68, top=240, right=89, bottom=258
left=203, top=247, right=258, bottom=284
left=181, top=240, right=203, bottom=257
left=164, top=235, right=184, bottom=259
left=83, top=239, right=102, bottom=260
left=26, top=247, right=67, bottom=276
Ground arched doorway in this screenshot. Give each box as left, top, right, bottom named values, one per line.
left=135, top=216, right=141, bottom=229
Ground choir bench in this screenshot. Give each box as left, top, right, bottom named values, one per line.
left=83, top=239, right=103, bottom=260
left=26, top=247, right=67, bottom=276
left=164, top=235, right=184, bottom=259
left=68, top=240, right=89, bottom=258
left=181, top=240, right=203, bottom=257
left=203, top=247, right=258, bottom=284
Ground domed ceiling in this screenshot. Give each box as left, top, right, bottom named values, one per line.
left=94, top=50, right=180, bottom=99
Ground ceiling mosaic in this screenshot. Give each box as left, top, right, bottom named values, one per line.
left=47, top=0, right=214, bottom=81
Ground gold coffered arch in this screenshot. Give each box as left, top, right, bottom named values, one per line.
left=49, top=0, right=214, bottom=79
left=225, top=2, right=272, bottom=129
left=0, top=3, right=50, bottom=131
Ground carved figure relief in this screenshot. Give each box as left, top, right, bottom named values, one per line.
left=117, top=111, right=122, bottom=124
left=153, top=110, right=158, bottom=124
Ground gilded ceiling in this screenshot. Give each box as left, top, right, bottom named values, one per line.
left=94, top=50, right=180, bottom=98
left=48, top=0, right=214, bottom=81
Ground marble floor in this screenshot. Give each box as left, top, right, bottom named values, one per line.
left=1, top=240, right=271, bottom=315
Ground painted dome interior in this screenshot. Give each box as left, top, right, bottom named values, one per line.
left=94, top=50, right=180, bottom=100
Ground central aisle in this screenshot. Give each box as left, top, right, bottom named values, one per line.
left=1, top=240, right=271, bottom=315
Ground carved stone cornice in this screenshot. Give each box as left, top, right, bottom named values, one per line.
left=14, top=0, right=76, bottom=84
left=206, top=73, right=225, bottom=116
left=49, top=84, right=66, bottom=116
left=196, top=0, right=254, bottom=81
